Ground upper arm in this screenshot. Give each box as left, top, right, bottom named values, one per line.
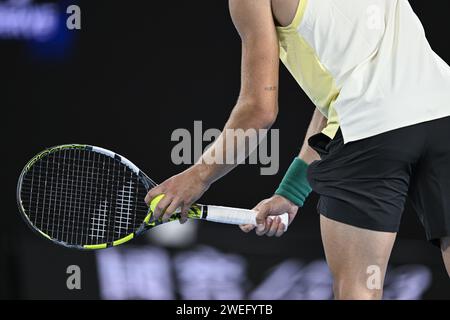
left=229, top=0, right=280, bottom=111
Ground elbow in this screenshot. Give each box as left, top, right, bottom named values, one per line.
left=249, top=103, right=278, bottom=128
left=257, top=105, right=278, bottom=128
left=233, top=99, right=279, bottom=128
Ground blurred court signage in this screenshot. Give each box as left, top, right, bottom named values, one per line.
left=0, top=0, right=80, bottom=60
left=96, top=245, right=432, bottom=300
left=0, top=0, right=59, bottom=41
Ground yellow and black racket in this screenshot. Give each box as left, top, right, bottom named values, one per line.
left=16, top=145, right=288, bottom=250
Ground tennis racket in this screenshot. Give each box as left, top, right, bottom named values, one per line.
left=16, top=144, right=289, bottom=250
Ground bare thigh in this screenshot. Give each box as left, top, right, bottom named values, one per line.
left=320, top=215, right=397, bottom=300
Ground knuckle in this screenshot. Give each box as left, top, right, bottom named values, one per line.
left=256, top=214, right=266, bottom=222
left=156, top=203, right=165, bottom=211
left=180, top=211, right=188, bottom=218
left=149, top=187, right=161, bottom=196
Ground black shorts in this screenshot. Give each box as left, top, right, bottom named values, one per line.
left=307, top=116, right=450, bottom=247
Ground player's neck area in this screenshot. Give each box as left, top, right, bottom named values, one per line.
left=271, top=0, right=300, bottom=27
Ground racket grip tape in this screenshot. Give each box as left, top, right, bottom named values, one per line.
left=203, top=205, right=289, bottom=232
left=149, top=195, right=289, bottom=231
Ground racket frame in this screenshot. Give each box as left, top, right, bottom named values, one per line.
left=17, top=144, right=288, bottom=250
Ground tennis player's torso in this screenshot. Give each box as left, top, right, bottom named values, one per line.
left=273, top=0, right=450, bottom=143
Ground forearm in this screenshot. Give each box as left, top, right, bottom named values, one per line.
left=298, top=108, right=327, bottom=164
left=274, top=109, right=325, bottom=207
left=191, top=0, right=279, bottom=187
left=193, top=101, right=277, bottom=185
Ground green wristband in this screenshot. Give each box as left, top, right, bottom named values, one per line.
left=275, top=158, right=312, bottom=207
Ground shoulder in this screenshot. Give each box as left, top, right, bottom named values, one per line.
left=229, top=0, right=274, bottom=38
left=271, top=0, right=300, bottom=27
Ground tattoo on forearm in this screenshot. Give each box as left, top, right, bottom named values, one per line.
left=264, top=86, right=278, bottom=91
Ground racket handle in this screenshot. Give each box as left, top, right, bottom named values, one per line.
left=203, top=205, right=289, bottom=232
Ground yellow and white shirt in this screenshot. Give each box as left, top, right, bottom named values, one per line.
left=277, top=0, right=450, bottom=143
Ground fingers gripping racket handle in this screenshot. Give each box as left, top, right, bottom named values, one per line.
left=202, top=205, right=289, bottom=232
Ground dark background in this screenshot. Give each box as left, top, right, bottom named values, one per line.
left=1, top=0, right=450, bottom=299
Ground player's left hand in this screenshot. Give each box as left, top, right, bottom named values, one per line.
left=240, top=195, right=298, bottom=237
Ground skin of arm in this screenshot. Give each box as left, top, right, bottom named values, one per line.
left=144, top=0, right=281, bottom=223
left=239, top=0, right=330, bottom=236
left=299, top=108, right=327, bottom=164
left=241, top=107, right=327, bottom=236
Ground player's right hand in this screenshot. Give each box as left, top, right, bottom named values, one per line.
left=240, top=195, right=298, bottom=237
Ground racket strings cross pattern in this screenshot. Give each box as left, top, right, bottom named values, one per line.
left=16, top=145, right=289, bottom=250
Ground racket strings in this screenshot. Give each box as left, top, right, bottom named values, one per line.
left=20, top=148, right=148, bottom=246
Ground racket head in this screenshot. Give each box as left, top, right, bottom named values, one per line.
left=16, top=144, right=169, bottom=250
